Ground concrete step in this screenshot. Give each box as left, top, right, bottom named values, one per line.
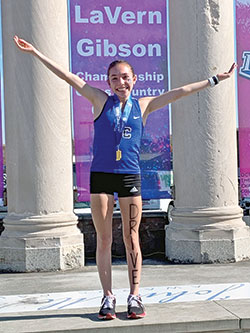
left=1, top=299, right=250, bottom=333
left=2, top=262, right=250, bottom=332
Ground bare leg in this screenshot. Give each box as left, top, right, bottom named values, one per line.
left=91, top=193, right=114, bottom=296
left=119, top=196, right=142, bottom=296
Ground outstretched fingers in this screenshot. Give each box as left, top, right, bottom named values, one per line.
left=217, top=62, right=237, bottom=81
left=226, top=62, right=237, bottom=76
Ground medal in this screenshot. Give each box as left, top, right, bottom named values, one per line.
left=113, top=95, right=133, bottom=162
left=116, top=149, right=122, bottom=161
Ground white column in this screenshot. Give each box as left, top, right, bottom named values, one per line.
left=166, top=0, right=250, bottom=263
left=0, top=0, right=84, bottom=271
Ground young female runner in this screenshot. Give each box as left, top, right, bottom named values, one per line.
left=14, top=35, right=236, bottom=320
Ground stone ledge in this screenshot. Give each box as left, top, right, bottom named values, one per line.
left=0, top=210, right=168, bottom=261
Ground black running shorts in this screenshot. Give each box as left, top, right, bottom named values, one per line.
left=90, top=172, right=141, bottom=197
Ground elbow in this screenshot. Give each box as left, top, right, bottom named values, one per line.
left=180, top=86, right=190, bottom=97
left=174, top=87, right=189, bottom=101
left=64, top=73, right=72, bottom=84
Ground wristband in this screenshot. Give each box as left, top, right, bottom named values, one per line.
left=208, top=75, right=219, bottom=87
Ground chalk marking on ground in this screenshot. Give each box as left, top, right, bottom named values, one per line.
left=0, top=282, right=248, bottom=314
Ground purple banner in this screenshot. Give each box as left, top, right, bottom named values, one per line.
left=69, top=0, right=171, bottom=201
left=236, top=0, right=250, bottom=199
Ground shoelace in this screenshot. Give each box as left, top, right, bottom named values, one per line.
left=102, top=296, right=115, bottom=309
left=127, top=295, right=143, bottom=308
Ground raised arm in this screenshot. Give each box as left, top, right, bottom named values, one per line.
left=13, top=36, right=107, bottom=116
left=140, top=63, right=237, bottom=124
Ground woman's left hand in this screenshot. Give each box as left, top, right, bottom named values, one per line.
left=217, top=62, right=237, bottom=81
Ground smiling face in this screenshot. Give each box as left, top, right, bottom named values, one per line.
left=107, top=63, right=137, bottom=103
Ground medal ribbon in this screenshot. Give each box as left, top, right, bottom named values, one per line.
left=113, top=94, right=133, bottom=161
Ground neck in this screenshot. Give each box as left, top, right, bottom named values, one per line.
left=117, top=95, right=130, bottom=108
left=120, top=101, right=126, bottom=110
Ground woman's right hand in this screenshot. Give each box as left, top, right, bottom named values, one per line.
left=13, top=35, right=35, bottom=53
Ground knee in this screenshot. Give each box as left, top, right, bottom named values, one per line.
left=97, top=234, right=112, bottom=251
left=123, top=232, right=139, bottom=251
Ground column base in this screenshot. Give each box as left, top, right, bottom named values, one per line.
left=165, top=206, right=250, bottom=263
left=0, top=212, right=85, bottom=272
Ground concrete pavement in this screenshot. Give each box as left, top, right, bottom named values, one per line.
left=2, top=260, right=250, bottom=332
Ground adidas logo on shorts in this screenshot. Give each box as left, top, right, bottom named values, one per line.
left=130, top=186, right=138, bottom=193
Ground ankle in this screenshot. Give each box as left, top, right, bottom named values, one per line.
left=104, top=291, right=114, bottom=297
